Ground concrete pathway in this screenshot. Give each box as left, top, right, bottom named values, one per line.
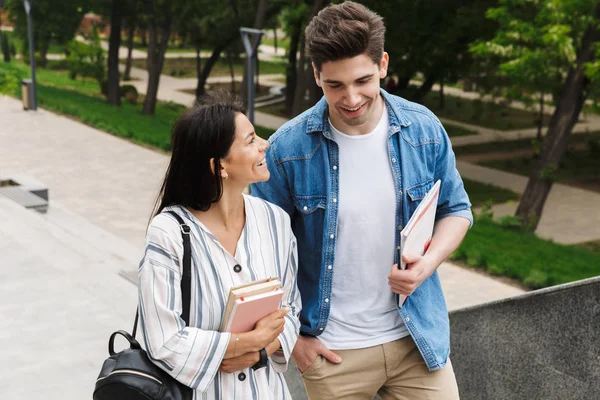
left=0, top=94, right=525, bottom=399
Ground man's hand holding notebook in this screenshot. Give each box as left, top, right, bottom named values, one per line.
left=395, top=180, right=441, bottom=307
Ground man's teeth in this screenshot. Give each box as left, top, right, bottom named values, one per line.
left=342, top=104, right=362, bottom=111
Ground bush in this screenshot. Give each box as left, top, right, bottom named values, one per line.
left=119, top=84, right=138, bottom=104
left=0, top=67, right=21, bottom=95
left=66, top=28, right=104, bottom=86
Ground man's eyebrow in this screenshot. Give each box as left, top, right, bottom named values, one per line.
left=322, top=74, right=375, bottom=84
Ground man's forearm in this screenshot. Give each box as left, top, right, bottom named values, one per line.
left=425, top=216, right=470, bottom=272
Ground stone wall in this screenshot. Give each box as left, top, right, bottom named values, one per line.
left=450, top=276, right=600, bottom=400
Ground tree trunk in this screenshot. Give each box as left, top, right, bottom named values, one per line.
left=228, top=51, right=236, bottom=93
left=413, top=73, right=437, bottom=103
left=537, top=92, right=544, bottom=142
left=273, top=27, right=278, bottom=55
left=284, top=11, right=302, bottom=116
left=292, top=0, right=327, bottom=116
left=39, top=36, right=50, bottom=68
left=143, top=11, right=172, bottom=115
left=440, top=76, right=445, bottom=109
left=515, top=7, right=600, bottom=231
left=196, top=44, right=226, bottom=100
left=124, top=23, right=135, bottom=81
left=241, top=0, right=269, bottom=105
left=107, top=0, right=123, bottom=106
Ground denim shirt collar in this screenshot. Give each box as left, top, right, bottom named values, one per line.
left=305, top=88, right=412, bottom=139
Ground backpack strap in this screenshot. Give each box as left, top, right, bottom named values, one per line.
left=132, top=209, right=192, bottom=337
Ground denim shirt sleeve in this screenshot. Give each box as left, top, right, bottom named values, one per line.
left=250, top=141, right=295, bottom=217
left=434, top=124, right=473, bottom=226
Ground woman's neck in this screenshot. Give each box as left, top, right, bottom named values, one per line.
left=192, top=184, right=245, bottom=231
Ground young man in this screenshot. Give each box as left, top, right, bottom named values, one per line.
left=251, top=2, right=472, bottom=398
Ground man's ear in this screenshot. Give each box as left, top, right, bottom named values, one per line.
left=379, top=52, right=389, bottom=79
left=312, top=62, right=322, bottom=87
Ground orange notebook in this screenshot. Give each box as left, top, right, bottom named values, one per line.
left=222, top=288, right=284, bottom=333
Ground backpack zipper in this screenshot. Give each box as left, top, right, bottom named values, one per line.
left=96, top=369, right=162, bottom=384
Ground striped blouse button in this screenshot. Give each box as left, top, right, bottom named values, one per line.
left=233, top=264, right=242, bottom=273
left=238, top=372, right=246, bottom=381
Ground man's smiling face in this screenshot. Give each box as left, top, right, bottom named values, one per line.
left=314, top=52, right=388, bottom=135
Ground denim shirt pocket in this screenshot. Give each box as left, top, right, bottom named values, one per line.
left=293, top=195, right=326, bottom=254
left=405, top=179, right=434, bottom=217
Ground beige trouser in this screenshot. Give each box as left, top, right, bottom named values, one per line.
left=300, top=336, right=460, bottom=400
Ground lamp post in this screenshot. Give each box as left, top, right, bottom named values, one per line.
left=239, top=27, right=263, bottom=124
left=23, top=0, right=37, bottom=110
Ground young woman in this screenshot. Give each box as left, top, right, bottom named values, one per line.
left=138, top=94, right=301, bottom=399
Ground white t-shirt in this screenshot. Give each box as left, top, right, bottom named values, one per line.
left=319, top=105, right=409, bottom=350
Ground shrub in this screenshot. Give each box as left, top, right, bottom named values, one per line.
left=66, top=27, right=104, bottom=86
left=120, top=84, right=138, bottom=104
left=0, top=67, right=21, bottom=95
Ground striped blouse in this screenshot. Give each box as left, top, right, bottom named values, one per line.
left=138, top=194, right=301, bottom=399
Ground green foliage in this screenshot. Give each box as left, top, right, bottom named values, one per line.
left=5, top=0, right=87, bottom=62
left=455, top=218, right=600, bottom=289
left=463, top=179, right=520, bottom=207
left=66, top=29, right=105, bottom=86
left=470, top=0, right=599, bottom=105
left=120, top=84, right=139, bottom=104
left=361, top=0, right=498, bottom=91
left=0, top=67, right=21, bottom=95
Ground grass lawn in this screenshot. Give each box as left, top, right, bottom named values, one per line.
left=0, top=61, right=275, bottom=150
left=451, top=217, right=600, bottom=289
left=444, top=123, right=476, bottom=137
left=463, top=179, right=519, bottom=207
left=453, top=132, right=600, bottom=156
left=261, top=36, right=290, bottom=52
left=3, top=31, right=67, bottom=55
left=479, top=142, right=600, bottom=192
left=131, top=57, right=287, bottom=78
left=417, top=91, right=552, bottom=131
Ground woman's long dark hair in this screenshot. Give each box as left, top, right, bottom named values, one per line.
left=152, top=92, right=245, bottom=219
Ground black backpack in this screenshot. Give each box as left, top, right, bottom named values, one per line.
left=93, top=211, right=194, bottom=400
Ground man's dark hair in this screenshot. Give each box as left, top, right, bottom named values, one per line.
left=305, top=1, right=385, bottom=71
left=152, top=91, right=244, bottom=217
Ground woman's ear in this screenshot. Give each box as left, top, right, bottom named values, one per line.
left=210, top=157, right=228, bottom=180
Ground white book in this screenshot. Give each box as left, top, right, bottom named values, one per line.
left=398, top=179, right=441, bottom=306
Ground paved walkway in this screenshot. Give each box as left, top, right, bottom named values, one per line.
left=0, top=95, right=525, bottom=399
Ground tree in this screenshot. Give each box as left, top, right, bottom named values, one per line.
left=142, top=0, right=174, bottom=115
left=5, top=0, right=86, bottom=67
left=1, top=31, right=11, bottom=62
left=361, top=0, right=497, bottom=102
left=281, top=0, right=309, bottom=116
left=106, top=0, right=123, bottom=105
left=475, top=0, right=600, bottom=230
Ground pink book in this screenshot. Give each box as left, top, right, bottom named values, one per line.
left=223, top=288, right=284, bottom=333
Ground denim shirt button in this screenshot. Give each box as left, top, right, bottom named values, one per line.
left=392, top=158, right=397, bottom=163
left=399, top=190, right=403, bottom=195
left=405, top=317, right=410, bottom=322
left=333, top=198, right=337, bottom=203
left=325, top=298, right=329, bottom=303
left=327, top=265, right=332, bottom=270
left=330, top=234, right=334, bottom=239
left=303, top=206, right=308, bottom=211
left=332, top=165, right=338, bottom=170
left=319, top=328, right=324, bottom=331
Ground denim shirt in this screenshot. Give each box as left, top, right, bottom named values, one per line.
left=251, top=89, right=473, bottom=371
